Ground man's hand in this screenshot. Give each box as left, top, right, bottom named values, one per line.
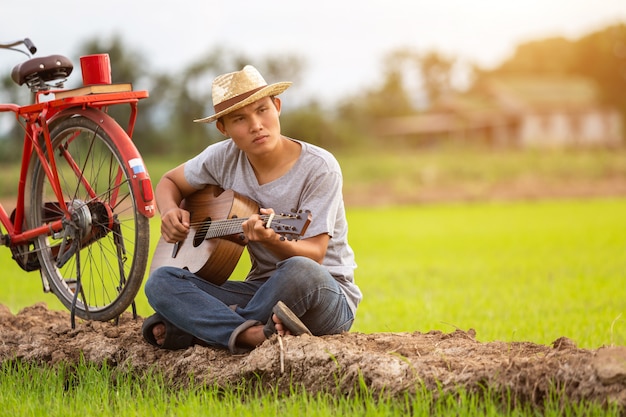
left=242, top=208, right=330, bottom=263
left=242, top=208, right=276, bottom=242
left=160, top=207, right=191, bottom=243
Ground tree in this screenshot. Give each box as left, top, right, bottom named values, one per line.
left=415, top=50, right=456, bottom=107
left=0, top=74, right=26, bottom=161
left=574, top=24, right=626, bottom=118
left=337, top=48, right=415, bottom=124
left=493, top=37, right=577, bottom=75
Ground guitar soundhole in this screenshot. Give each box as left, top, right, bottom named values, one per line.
left=193, top=217, right=212, bottom=247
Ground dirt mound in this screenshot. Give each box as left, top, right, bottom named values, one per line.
left=1, top=303, right=625, bottom=410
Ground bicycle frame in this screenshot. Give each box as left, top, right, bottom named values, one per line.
left=0, top=90, right=155, bottom=248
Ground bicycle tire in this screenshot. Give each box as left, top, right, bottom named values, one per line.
left=28, top=115, right=150, bottom=321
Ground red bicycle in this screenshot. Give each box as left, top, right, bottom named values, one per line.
left=0, top=38, right=155, bottom=323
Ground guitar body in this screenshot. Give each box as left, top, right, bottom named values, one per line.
left=150, top=185, right=259, bottom=285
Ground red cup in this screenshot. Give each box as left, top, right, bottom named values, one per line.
left=80, top=54, right=112, bottom=85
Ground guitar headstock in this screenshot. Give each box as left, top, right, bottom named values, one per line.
left=265, top=209, right=312, bottom=241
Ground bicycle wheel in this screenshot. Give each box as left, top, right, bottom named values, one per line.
left=28, top=115, right=150, bottom=321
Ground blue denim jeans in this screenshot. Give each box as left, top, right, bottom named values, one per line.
left=144, top=256, right=354, bottom=352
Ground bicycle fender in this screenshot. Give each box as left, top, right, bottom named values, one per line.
left=48, top=107, right=156, bottom=218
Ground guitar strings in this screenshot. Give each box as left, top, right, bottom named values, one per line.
left=185, top=214, right=294, bottom=232
left=194, top=214, right=297, bottom=239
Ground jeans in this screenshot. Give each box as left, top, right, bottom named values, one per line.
left=144, top=256, right=354, bottom=352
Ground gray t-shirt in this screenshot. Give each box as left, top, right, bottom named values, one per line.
left=184, top=138, right=361, bottom=313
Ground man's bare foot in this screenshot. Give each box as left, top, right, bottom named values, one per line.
left=272, top=301, right=312, bottom=336
left=235, top=313, right=291, bottom=350
left=272, top=313, right=293, bottom=336
left=152, top=322, right=166, bottom=346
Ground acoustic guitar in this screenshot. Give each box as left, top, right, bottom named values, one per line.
left=150, top=185, right=311, bottom=285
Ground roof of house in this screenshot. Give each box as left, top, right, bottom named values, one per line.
left=487, top=75, right=600, bottom=110
left=436, top=75, right=601, bottom=114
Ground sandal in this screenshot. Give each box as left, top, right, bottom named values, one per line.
left=263, top=301, right=312, bottom=338
left=141, top=313, right=195, bottom=350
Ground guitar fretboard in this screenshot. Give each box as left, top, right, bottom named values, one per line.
left=201, top=214, right=289, bottom=240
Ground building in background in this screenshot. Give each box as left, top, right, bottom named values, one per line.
left=375, top=76, right=623, bottom=148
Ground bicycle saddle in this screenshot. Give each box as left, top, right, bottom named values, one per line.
left=11, top=54, right=73, bottom=86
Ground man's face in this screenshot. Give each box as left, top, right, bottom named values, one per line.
left=217, top=96, right=282, bottom=156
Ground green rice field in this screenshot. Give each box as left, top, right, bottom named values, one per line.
left=2, top=197, right=624, bottom=349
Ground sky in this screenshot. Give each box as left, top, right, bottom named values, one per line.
left=2, top=0, right=626, bottom=104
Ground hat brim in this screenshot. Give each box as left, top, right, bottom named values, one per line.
left=193, top=81, right=292, bottom=124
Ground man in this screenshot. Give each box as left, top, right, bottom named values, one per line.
left=142, top=65, right=361, bottom=354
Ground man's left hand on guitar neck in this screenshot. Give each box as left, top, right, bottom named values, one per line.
left=243, top=207, right=330, bottom=264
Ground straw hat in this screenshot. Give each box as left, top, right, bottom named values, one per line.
left=194, top=65, right=292, bottom=123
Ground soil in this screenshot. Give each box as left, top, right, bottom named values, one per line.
left=1, top=303, right=625, bottom=411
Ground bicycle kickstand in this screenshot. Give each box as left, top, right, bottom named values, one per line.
left=70, top=246, right=81, bottom=329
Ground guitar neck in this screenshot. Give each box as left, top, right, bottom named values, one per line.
left=202, top=214, right=277, bottom=240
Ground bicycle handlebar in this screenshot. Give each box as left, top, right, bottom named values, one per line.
left=23, top=38, right=37, bottom=55
left=0, top=38, right=37, bottom=56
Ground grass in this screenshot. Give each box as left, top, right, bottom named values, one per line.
left=0, top=361, right=620, bottom=417
left=349, top=198, right=626, bottom=348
